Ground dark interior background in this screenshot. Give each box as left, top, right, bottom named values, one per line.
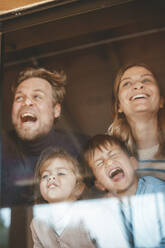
left=2, top=0, right=165, bottom=137
left=1, top=1, right=165, bottom=248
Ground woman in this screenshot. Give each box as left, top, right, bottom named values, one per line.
left=108, top=63, right=165, bottom=180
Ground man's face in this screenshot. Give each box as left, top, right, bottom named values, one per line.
left=89, top=144, right=138, bottom=197
left=12, top=77, right=61, bottom=141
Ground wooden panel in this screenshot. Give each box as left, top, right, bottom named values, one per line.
left=0, top=0, right=54, bottom=12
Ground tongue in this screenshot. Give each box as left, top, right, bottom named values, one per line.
left=112, top=171, right=124, bottom=182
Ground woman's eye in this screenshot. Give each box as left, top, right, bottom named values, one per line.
left=15, top=95, right=23, bottom=102
left=142, top=78, right=151, bottom=83
left=122, top=81, right=131, bottom=87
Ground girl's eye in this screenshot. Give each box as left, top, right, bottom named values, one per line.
left=41, top=174, right=49, bottom=179
left=58, top=172, right=66, bottom=176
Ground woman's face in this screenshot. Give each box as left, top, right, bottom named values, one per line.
left=117, top=66, right=163, bottom=118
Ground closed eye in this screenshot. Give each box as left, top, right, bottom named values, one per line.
left=95, top=160, right=104, bottom=167
left=58, top=172, right=66, bottom=176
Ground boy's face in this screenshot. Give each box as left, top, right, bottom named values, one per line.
left=40, top=158, right=77, bottom=203
left=89, top=144, right=138, bottom=196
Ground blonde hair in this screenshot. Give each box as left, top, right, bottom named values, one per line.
left=34, top=147, right=84, bottom=204
left=12, top=67, right=67, bottom=106
left=107, top=63, right=165, bottom=158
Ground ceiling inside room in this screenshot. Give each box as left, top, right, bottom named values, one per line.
left=1, top=0, right=165, bottom=136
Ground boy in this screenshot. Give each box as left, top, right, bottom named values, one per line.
left=84, top=134, right=165, bottom=198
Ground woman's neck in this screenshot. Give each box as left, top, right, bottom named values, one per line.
left=127, top=114, right=159, bottom=149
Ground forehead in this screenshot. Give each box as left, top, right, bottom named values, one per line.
left=92, top=143, right=122, bottom=160
left=40, top=157, right=74, bottom=173
left=121, top=66, right=153, bottom=80
left=15, top=77, right=52, bottom=94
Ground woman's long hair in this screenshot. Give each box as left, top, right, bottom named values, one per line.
left=107, top=63, right=165, bottom=158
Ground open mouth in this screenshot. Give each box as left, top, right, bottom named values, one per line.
left=109, top=167, right=124, bottom=181
left=20, top=113, right=37, bottom=123
left=130, top=93, right=149, bottom=101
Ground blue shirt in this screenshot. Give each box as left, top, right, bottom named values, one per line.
left=136, top=176, right=165, bottom=195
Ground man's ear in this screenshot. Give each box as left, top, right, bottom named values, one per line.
left=160, top=96, right=164, bottom=109
left=130, top=156, right=138, bottom=170
left=54, top=103, right=61, bottom=119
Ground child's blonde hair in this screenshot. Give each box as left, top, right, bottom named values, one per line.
left=34, top=147, right=84, bottom=204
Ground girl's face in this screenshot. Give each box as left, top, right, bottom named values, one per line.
left=40, top=158, right=77, bottom=203
left=117, top=66, right=163, bottom=118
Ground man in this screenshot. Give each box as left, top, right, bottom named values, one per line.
left=2, top=67, right=87, bottom=206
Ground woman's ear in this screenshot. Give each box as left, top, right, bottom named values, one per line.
left=117, top=102, right=123, bottom=113
left=159, top=96, right=164, bottom=109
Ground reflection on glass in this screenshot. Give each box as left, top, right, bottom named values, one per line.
left=0, top=208, right=11, bottom=248
left=31, top=194, right=165, bottom=248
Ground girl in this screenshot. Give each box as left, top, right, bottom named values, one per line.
left=31, top=147, right=96, bottom=248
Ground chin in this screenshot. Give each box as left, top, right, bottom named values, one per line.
left=17, top=129, right=43, bottom=141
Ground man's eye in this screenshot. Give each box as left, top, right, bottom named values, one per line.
left=34, top=95, right=42, bottom=100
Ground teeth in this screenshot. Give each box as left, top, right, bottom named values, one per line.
left=21, top=113, right=35, bottom=118
left=21, top=112, right=37, bottom=122
left=109, top=168, right=123, bottom=178
left=132, top=94, right=146, bottom=100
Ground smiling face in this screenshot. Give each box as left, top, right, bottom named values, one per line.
left=12, top=77, right=61, bottom=141
left=117, top=66, right=163, bottom=118
left=89, top=144, right=138, bottom=197
left=40, top=158, right=78, bottom=203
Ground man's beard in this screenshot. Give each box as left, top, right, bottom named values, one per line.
left=14, top=121, right=54, bottom=141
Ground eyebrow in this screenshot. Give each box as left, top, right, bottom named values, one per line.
left=41, top=167, right=71, bottom=173
left=15, top=89, right=46, bottom=95
left=94, top=150, right=113, bottom=163
left=120, top=73, right=153, bottom=82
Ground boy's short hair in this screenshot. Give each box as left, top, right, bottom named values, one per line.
left=84, top=134, right=138, bottom=164
left=34, top=147, right=83, bottom=203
